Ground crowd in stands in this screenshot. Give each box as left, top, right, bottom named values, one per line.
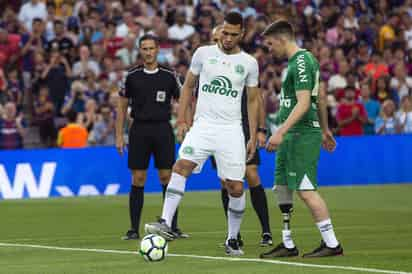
left=1, top=0, right=412, bottom=149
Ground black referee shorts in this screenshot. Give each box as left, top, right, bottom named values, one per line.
left=128, top=121, right=175, bottom=170
left=210, top=122, right=260, bottom=169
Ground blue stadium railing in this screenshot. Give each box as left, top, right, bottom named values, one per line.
left=0, top=134, right=411, bottom=199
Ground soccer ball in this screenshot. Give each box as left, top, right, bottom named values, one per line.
left=139, top=234, right=168, bottom=262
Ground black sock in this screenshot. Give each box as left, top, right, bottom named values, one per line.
left=162, top=184, right=179, bottom=231
left=250, top=184, right=271, bottom=234
left=129, top=185, right=144, bottom=233
left=220, top=188, right=229, bottom=218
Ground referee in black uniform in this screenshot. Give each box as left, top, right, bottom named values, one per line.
left=210, top=26, right=273, bottom=246
left=116, top=35, right=187, bottom=240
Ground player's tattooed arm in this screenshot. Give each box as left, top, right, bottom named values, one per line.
left=177, top=71, right=198, bottom=142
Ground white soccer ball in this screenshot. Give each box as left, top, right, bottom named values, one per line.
left=139, top=234, right=168, bottom=262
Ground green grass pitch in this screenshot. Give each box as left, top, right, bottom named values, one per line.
left=0, top=184, right=411, bottom=274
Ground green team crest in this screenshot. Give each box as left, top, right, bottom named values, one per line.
left=209, top=58, right=218, bottom=64
left=182, top=146, right=194, bottom=155
left=235, top=64, right=245, bottom=75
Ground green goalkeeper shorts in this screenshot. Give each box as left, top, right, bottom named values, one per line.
left=275, top=131, right=322, bottom=191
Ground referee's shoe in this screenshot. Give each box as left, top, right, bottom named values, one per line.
left=122, top=229, right=139, bottom=240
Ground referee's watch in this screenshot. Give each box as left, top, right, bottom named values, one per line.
left=257, top=127, right=268, bottom=134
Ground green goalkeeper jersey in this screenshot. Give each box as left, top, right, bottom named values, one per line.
left=278, top=49, right=321, bottom=132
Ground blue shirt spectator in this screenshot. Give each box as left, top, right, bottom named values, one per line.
left=360, top=83, right=380, bottom=135
left=375, top=99, right=401, bottom=135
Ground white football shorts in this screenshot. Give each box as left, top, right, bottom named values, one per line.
left=178, top=122, right=246, bottom=181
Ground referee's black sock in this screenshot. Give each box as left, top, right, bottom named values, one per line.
left=162, top=184, right=179, bottom=231
left=220, top=188, right=229, bottom=218
left=250, top=184, right=271, bottom=234
left=129, top=185, right=144, bottom=233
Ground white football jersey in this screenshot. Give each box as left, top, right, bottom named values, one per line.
left=190, top=45, right=259, bottom=126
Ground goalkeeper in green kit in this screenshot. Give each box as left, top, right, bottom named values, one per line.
left=260, top=20, right=343, bottom=258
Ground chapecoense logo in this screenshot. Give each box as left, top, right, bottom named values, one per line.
left=201, top=76, right=239, bottom=98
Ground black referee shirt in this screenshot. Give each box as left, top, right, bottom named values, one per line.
left=120, top=66, right=181, bottom=122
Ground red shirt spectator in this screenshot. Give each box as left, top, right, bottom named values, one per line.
left=103, top=21, right=123, bottom=58
left=0, top=27, right=20, bottom=67
left=336, top=88, right=368, bottom=136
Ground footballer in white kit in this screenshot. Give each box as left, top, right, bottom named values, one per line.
left=179, top=43, right=259, bottom=180
left=145, top=12, right=261, bottom=256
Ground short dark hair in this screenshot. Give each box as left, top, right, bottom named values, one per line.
left=66, top=110, right=78, bottom=123
left=33, top=17, right=43, bottom=24
left=261, top=20, right=295, bottom=40
left=224, top=12, right=244, bottom=29
left=139, top=34, right=159, bottom=47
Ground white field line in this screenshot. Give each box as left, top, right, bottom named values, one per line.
left=0, top=242, right=410, bottom=274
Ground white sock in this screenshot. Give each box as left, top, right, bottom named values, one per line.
left=316, top=218, right=339, bottom=248
left=227, top=193, right=246, bottom=241
left=161, top=173, right=186, bottom=227
left=282, top=229, right=295, bottom=249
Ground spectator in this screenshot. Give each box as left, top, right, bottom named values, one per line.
left=0, top=102, right=25, bottom=149
left=18, top=0, right=47, bottom=32
left=168, top=9, right=195, bottom=42
left=230, top=0, right=257, bottom=19
left=375, top=76, right=396, bottom=103
left=360, top=82, right=381, bottom=135
left=33, top=86, right=56, bottom=147
left=343, top=5, right=359, bottom=30
left=78, top=98, right=98, bottom=132
left=326, top=15, right=345, bottom=47
left=0, top=68, right=6, bottom=103
left=79, top=24, right=103, bottom=46
left=364, top=53, right=389, bottom=80
left=5, top=67, right=23, bottom=108
left=397, top=96, right=412, bottom=133
left=20, top=18, right=48, bottom=88
left=46, top=19, right=74, bottom=63
left=0, top=27, right=20, bottom=69
left=88, top=104, right=115, bottom=146
left=378, top=12, right=399, bottom=51
left=328, top=60, right=349, bottom=93
left=336, top=87, right=368, bottom=136
left=57, top=110, right=88, bottom=148
left=375, top=99, right=401, bottom=135
left=41, top=49, right=72, bottom=114
left=116, top=34, right=138, bottom=68
left=116, top=12, right=141, bottom=38
left=103, top=20, right=123, bottom=58
left=62, top=81, right=88, bottom=115
left=390, top=63, right=412, bottom=101
left=72, top=45, right=101, bottom=79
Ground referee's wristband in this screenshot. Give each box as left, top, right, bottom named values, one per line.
left=257, top=127, right=268, bottom=134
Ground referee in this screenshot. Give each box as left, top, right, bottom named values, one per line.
left=116, top=35, right=187, bottom=240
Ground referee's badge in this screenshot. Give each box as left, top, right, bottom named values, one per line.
left=156, top=91, right=166, bottom=102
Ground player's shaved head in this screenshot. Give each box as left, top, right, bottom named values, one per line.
left=261, top=20, right=295, bottom=40
left=211, top=25, right=223, bottom=44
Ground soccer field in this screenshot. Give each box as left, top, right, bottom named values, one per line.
left=0, top=184, right=411, bottom=274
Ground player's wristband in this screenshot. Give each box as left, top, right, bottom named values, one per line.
left=257, top=127, right=268, bottom=134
